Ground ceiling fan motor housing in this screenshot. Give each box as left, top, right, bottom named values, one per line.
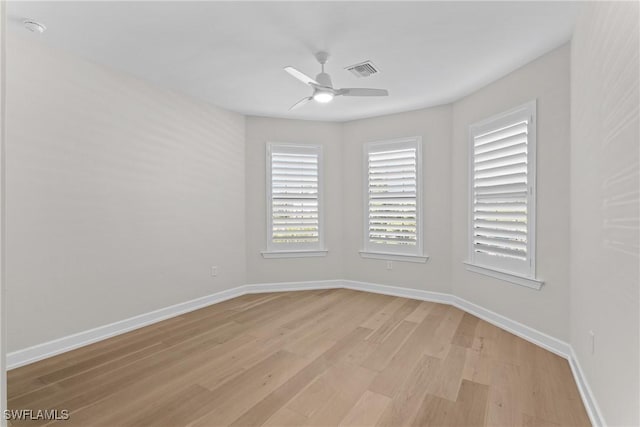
left=315, top=72, right=333, bottom=89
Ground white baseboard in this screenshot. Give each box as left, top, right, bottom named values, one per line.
left=568, top=347, right=605, bottom=427
left=243, top=279, right=343, bottom=294
left=6, top=279, right=602, bottom=426
left=341, top=280, right=453, bottom=305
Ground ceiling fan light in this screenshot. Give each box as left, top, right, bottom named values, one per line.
left=313, top=91, right=334, bottom=103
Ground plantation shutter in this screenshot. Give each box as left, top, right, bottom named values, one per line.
left=268, top=145, right=321, bottom=250
left=469, top=101, right=537, bottom=277
left=365, top=138, right=422, bottom=256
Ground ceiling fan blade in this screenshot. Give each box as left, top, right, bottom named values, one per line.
left=289, top=96, right=313, bottom=110
left=284, top=66, right=319, bottom=86
left=337, top=88, right=389, bottom=97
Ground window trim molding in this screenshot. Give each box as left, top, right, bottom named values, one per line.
left=362, top=136, right=424, bottom=258
left=261, top=250, right=328, bottom=259
left=467, top=100, right=538, bottom=281
left=265, top=142, right=325, bottom=254
left=359, top=251, right=429, bottom=263
left=463, top=262, right=544, bottom=290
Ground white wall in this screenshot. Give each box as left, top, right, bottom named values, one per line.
left=450, top=45, right=571, bottom=341
left=245, top=116, right=343, bottom=284
left=6, top=34, right=246, bottom=352
left=570, top=2, right=639, bottom=425
left=341, top=106, right=452, bottom=292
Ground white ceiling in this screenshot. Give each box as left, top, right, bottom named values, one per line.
left=7, top=1, right=579, bottom=122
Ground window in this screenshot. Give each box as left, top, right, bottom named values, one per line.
left=263, top=143, right=326, bottom=258
left=360, top=137, right=426, bottom=262
left=466, top=100, right=542, bottom=288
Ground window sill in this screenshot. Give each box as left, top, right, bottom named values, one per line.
left=463, top=262, right=544, bottom=290
left=261, top=250, right=328, bottom=259
left=359, top=251, right=429, bottom=263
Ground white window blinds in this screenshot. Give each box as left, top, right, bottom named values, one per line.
left=266, top=143, right=323, bottom=252
left=364, top=138, right=423, bottom=256
left=469, top=101, right=536, bottom=277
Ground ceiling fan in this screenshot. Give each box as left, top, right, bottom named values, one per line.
left=284, top=52, right=389, bottom=110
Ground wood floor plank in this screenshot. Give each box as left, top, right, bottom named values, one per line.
left=423, top=305, right=465, bottom=359
left=322, top=327, right=374, bottom=366
left=228, top=355, right=329, bottom=426
left=229, top=292, right=320, bottom=327
left=160, top=317, right=244, bottom=347
left=339, top=390, right=391, bottom=427
left=285, top=368, right=336, bottom=418
left=462, top=337, right=492, bottom=386
left=65, top=340, right=263, bottom=426
left=412, top=379, right=490, bottom=427
left=262, top=408, right=309, bottom=427
left=228, top=293, right=283, bottom=312
left=37, top=338, right=167, bottom=385
left=404, top=301, right=435, bottom=324
left=302, top=362, right=377, bottom=426
left=285, top=334, right=338, bottom=360
left=425, top=344, right=467, bottom=401
left=7, top=290, right=591, bottom=427
left=454, top=380, right=490, bottom=426
left=8, top=312, right=192, bottom=396
left=189, top=350, right=310, bottom=427
left=340, top=337, right=379, bottom=367
left=9, top=341, right=169, bottom=409
left=368, top=313, right=440, bottom=396
left=522, top=413, right=561, bottom=427
left=375, top=355, right=441, bottom=427
left=451, top=312, right=481, bottom=348
left=193, top=333, right=298, bottom=391
left=196, top=308, right=374, bottom=392
left=485, top=360, right=524, bottom=427
left=106, top=384, right=215, bottom=427
left=44, top=333, right=259, bottom=426
left=360, top=297, right=406, bottom=331
left=360, top=320, right=416, bottom=371
left=364, top=299, right=420, bottom=344
left=278, top=290, right=346, bottom=331
left=250, top=290, right=344, bottom=338
left=411, top=392, right=457, bottom=426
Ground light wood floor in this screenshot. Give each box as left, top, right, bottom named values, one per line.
left=8, top=289, right=590, bottom=426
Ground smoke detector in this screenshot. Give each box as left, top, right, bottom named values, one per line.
left=345, top=60, right=379, bottom=78
left=23, top=20, right=46, bottom=34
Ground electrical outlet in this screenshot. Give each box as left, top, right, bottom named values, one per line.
left=589, top=330, right=595, bottom=355
left=386, top=261, right=393, bottom=270
left=211, top=266, right=218, bottom=277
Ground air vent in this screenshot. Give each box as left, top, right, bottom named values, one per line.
left=345, top=60, right=379, bottom=78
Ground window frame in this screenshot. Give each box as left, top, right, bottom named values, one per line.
left=466, top=100, right=543, bottom=288
left=263, top=142, right=326, bottom=258
left=360, top=136, right=427, bottom=262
